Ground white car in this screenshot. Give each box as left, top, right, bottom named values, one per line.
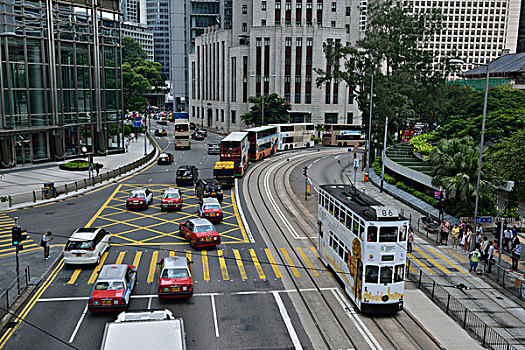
left=64, top=228, right=110, bottom=265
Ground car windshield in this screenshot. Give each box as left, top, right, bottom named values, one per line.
left=163, top=192, right=180, bottom=199
left=204, top=205, right=221, bottom=210
left=66, top=240, right=94, bottom=250
left=94, top=281, right=125, bottom=290
left=130, top=192, right=144, bottom=198
left=196, top=224, right=215, bottom=232
left=161, top=268, right=189, bottom=278
left=177, top=170, right=190, bottom=176
left=206, top=184, right=221, bottom=191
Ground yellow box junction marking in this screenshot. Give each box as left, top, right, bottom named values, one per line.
left=309, top=247, right=333, bottom=276
left=280, top=248, right=301, bottom=278
left=217, top=250, right=229, bottom=280
left=202, top=251, right=210, bottom=281
left=186, top=251, right=192, bottom=264
left=265, top=249, right=282, bottom=278
left=408, top=252, right=434, bottom=274
left=250, top=249, right=266, bottom=280
left=133, top=252, right=142, bottom=269
left=86, top=184, right=122, bottom=227
left=88, top=252, right=109, bottom=284
left=231, top=188, right=250, bottom=243
left=233, top=249, right=247, bottom=280
left=115, top=251, right=126, bottom=264
left=147, top=251, right=158, bottom=283
left=67, top=269, right=82, bottom=285
left=414, top=247, right=451, bottom=274
left=297, top=247, right=319, bottom=277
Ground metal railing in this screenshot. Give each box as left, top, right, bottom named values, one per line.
left=407, top=260, right=519, bottom=350
left=0, top=267, right=30, bottom=318
left=5, top=148, right=156, bottom=207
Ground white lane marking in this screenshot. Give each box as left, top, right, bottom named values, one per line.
left=147, top=296, right=153, bottom=309
left=148, top=178, right=152, bottom=182
left=69, top=304, right=88, bottom=343
left=165, top=169, right=169, bottom=172
left=272, top=291, right=303, bottom=350
left=236, top=178, right=255, bottom=243
left=331, top=289, right=382, bottom=350
left=211, top=294, right=220, bottom=337
left=264, top=162, right=303, bottom=239
left=312, top=159, right=320, bottom=164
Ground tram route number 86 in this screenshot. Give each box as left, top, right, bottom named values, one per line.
left=372, top=206, right=399, bottom=219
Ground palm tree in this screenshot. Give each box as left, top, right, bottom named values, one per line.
left=315, top=124, right=324, bottom=138
left=431, top=137, right=497, bottom=208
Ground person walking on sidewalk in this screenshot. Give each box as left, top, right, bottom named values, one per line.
left=504, top=227, right=513, bottom=252
left=463, top=227, right=473, bottom=253
left=42, top=231, right=53, bottom=260
left=451, top=224, right=460, bottom=249
left=407, top=228, right=414, bottom=253
left=440, top=219, right=450, bottom=245
left=486, top=240, right=497, bottom=273
left=475, top=229, right=483, bottom=250
left=480, top=236, right=489, bottom=263
left=469, top=248, right=481, bottom=273
left=511, top=231, right=521, bottom=271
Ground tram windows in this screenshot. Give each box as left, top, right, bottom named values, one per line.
left=399, top=226, right=407, bottom=241
left=318, top=221, right=324, bottom=237
left=353, top=215, right=359, bottom=235
left=380, top=266, right=393, bottom=284
left=379, top=227, right=398, bottom=243
left=334, top=205, right=340, bottom=221
left=367, top=226, right=378, bottom=242
left=328, top=200, right=334, bottom=214
left=359, top=221, right=365, bottom=240
left=340, top=211, right=346, bottom=225
left=339, top=244, right=345, bottom=258
left=394, top=264, right=404, bottom=283
left=365, top=265, right=379, bottom=283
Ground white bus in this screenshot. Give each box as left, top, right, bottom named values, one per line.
left=271, top=123, right=315, bottom=151
left=174, top=119, right=190, bottom=150
left=220, top=132, right=249, bottom=177
left=317, top=184, right=408, bottom=313
left=322, top=124, right=364, bottom=147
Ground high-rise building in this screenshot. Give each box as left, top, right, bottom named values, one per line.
left=0, top=0, right=124, bottom=168
left=517, top=0, right=525, bottom=52
left=147, top=0, right=171, bottom=77
left=122, top=0, right=140, bottom=22
left=122, top=21, right=155, bottom=61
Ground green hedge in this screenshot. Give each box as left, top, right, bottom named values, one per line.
left=372, top=157, right=438, bottom=206
left=59, top=160, right=104, bottom=171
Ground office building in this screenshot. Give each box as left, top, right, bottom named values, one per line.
left=0, top=0, right=124, bottom=168
left=122, top=0, right=140, bottom=22
left=122, top=21, right=155, bottom=61
left=147, top=0, right=170, bottom=77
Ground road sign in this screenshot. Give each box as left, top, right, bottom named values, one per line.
left=434, top=191, right=441, bottom=199
left=347, top=148, right=353, bottom=152
left=477, top=216, right=492, bottom=224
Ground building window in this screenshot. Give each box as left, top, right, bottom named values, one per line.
left=331, top=2, right=336, bottom=11
left=275, top=20, right=281, bottom=25
left=262, top=19, right=266, bottom=26
left=231, top=110, right=236, bottom=123
left=296, top=38, right=302, bottom=46
left=346, top=6, right=350, bottom=15
left=305, top=93, right=311, bottom=104
left=295, top=93, right=301, bottom=103
left=331, top=21, right=336, bottom=27
left=242, top=5, right=247, bottom=13
left=317, top=3, right=323, bottom=10
left=306, top=37, right=313, bottom=46
left=257, top=37, right=263, bottom=46
left=285, top=2, right=292, bottom=10
left=242, top=23, right=247, bottom=32
left=276, top=1, right=281, bottom=9
left=221, top=110, right=225, bottom=122
left=325, top=113, right=338, bottom=124
left=216, top=109, right=219, bottom=121
left=262, top=1, right=267, bottom=10
left=347, top=112, right=354, bottom=124
left=285, top=37, right=292, bottom=46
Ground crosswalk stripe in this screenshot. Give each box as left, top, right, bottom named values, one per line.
left=265, top=249, right=282, bottom=278
left=88, top=252, right=109, bottom=284
left=414, top=247, right=451, bottom=274
left=202, top=251, right=210, bottom=281
left=408, top=253, right=434, bottom=274
left=296, top=247, right=319, bottom=276
left=217, top=250, right=229, bottom=280
left=169, top=251, right=176, bottom=257
left=133, top=252, right=142, bottom=269
left=147, top=251, right=158, bottom=283
left=233, top=249, right=247, bottom=280
left=186, top=251, right=192, bottom=263
left=115, top=252, right=126, bottom=264
left=67, top=269, right=82, bottom=285
left=427, top=247, right=467, bottom=274
left=280, top=248, right=301, bottom=278
left=309, top=247, right=333, bottom=275
left=250, top=249, right=266, bottom=280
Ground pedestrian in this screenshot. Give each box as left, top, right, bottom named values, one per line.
left=451, top=224, right=460, bottom=249
left=95, top=163, right=100, bottom=176
left=459, top=219, right=465, bottom=236
left=464, top=227, right=473, bottom=253
left=469, top=248, right=481, bottom=273
left=81, top=145, right=87, bottom=159
left=474, top=229, right=483, bottom=250
left=130, top=132, right=135, bottom=142
left=511, top=231, right=521, bottom=271
left=480, top=236, right=489, bottom=262
left=486, top=240, right=497, bottom=273
left=125, top=139, right=129, bottom=152
left=41, top=231, right=53, bottom=260
left=407, top=228, right=415, bottom=253
left=440, top=219, right=450, bottom=245
left=504, top=227, right=513, bottom=252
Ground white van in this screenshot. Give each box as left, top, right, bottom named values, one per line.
left=64, top=228, right=110, bottom=265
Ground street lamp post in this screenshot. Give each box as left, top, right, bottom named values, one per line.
left=449, top=58, right=490, bottom=228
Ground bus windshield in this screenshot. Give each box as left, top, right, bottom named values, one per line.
left=379, top=227, right=398, bottom=242
left=175, top=124, right=189, bottom=132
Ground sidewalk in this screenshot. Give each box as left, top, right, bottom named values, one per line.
left=0, top=134, right=155, bottom=211
left=343, top=163, right=525, bottom=349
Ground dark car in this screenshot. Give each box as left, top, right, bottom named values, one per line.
left=195, top=129, right=207, bottom=137
left=421, top=216, right=439, bottom=233
left=176, top=165, right=198, bottom=186
left=155, top=128, right=168, bottom=136
left=157, top=152, right=174, bottom=165
left=208, top=143, right=220, bottom=155
left=195, top=178, right=223, bottom=202
left=191, top=132, right=205, bottom=141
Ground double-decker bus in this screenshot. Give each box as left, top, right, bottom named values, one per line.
left=220, top=132, right=249, bottom=176
left=317, top=184, right=408, bottom=313
left=322, top=124, right=364, bottom=147
left=174, top=119, right=190, bottom=150
left=271, top=123, right=315, bottom=151
left=213, top=161, right=235, bottom=187
left=246, top=126, right=278, bottom=161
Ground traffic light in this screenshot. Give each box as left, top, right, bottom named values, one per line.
left=303, top=166, right=308, bottom=176
left=11, top=226, right=27, bottom=247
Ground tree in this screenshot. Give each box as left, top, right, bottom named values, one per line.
left=122, top=62, right=151, bottom=111
left=241, top=93, right=291, bottom=126
left=462, top=84, right=525, bottom=118
left=315, top=123, right=324, bottom=138
left=122, top=36, right=147, bottom=64
left=315, top=0, right=454, bottom=148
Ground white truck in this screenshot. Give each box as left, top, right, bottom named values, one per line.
left=100, top=309, right=186, bottom=350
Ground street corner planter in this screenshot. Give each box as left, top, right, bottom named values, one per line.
left=59, top=159, right=104, bottom=171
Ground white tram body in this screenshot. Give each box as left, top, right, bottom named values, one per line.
left=317, top=185, right=408, bottom=313
left=270, top=123, right=315, bottom=151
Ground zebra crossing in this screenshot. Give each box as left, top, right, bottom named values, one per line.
left=0, top=214, right=40, bottom=256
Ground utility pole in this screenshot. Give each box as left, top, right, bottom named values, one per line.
left=144, top=112, right=147, bottom=156
left=303, top=166, right=308, bottom=200
left=261, top=95, right=265, bottom=126
left=380, top=116, right=388, bottom=192
left=497, top=218, right=505, bottom=281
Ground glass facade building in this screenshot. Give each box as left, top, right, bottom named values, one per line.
left=0, top=0, right=124, bottom=168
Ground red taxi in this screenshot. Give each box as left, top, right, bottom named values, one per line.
left=126, top=188, right=153, bottom=210
left=160, top=188, right=182, bottom=211
left=199, top=197, right=223, bottom=223
left=157, top=256, right=193, bottom=298
left=88, top=264, right=137, bottom=312
left=179, top=218, right=220, bottom=248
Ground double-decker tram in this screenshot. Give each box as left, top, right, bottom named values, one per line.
left=246, top=126, right=278, bottom=161
left=322, top=124, right=364, bottom=147
left=271, top=123, right=315, bottom=151
left=220, top=132, right=249, bottom=176
left=317, top=184, right=408, bottom=313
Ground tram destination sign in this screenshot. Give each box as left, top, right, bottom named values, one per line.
left=371, top=206, right=399, bottom=219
